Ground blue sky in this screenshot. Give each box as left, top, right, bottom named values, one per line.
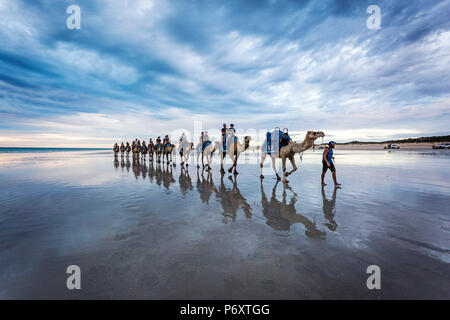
left=0, top=0, right=449, bottom=147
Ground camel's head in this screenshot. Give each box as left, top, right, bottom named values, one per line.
left=306, top=131, right=325, bottom=141
left=244, top=136, right=251, bottom=149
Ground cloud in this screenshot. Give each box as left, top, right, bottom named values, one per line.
left=0, top=0, right=449, bottom=146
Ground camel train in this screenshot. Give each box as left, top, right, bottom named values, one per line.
left=113, top=127, right=325, bottom=182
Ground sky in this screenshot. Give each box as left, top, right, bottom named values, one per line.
left=0, top=0, right=449, bottom=147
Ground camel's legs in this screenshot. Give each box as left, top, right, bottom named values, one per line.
left=282, top=157, right=288, bottom=183
left=227, top=152, right=238, bottom=174
left=197, top=151, right=201, bottom=168
left=260, top=152, right=267, bottom=178
left=228, top=152, right=235, bottom=173
left=271, top=156, right=280, bottom=180
left=220, top=151, right=225, bottom=173
left=186, top=151, right=190, bottom=166
left=285, top=156, right=297, bottom=177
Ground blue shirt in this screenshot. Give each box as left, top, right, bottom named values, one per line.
left=323, top=147, right=333, bottom=164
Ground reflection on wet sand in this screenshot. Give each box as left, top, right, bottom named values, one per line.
left=196, top=170, right=252, bottom=222
left=119, top=159, right=331, bottom=238
left=114, top=154, right=119, bottom=169
left=322, top=186, right=338, bottom=231
left=179, top=167, right=193, bottom=197
left=261, top=181, right=325, bottom=238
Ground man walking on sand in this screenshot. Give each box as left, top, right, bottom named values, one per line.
left=322, top=141, right=341, bottom=187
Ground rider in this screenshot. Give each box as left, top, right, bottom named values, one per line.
left=163, top=135, right=171, bottom=152
left=148, top=138, right=154, bottom=149
left=221, top=124, right=227, bottom=156
left=179, top=132, right=187, bottom=153
left=141, top=140, right=147, bottom=152
left=201, top=131, right=211, bottom=151
left=113, top=143, right=119, bottom=151
left=199, top=132, right=204, bottom=151
left=227, top=124, right=237, bottom=153
left=156, top=136, right=161, bottom=147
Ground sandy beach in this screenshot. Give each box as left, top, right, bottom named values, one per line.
left=0, top=148, right=449, bottom=299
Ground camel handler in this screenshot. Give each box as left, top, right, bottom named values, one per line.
left=321, top=141, right=341, bottom=187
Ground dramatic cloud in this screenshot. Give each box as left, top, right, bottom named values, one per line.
left=0, top=0, right=449, bottom=146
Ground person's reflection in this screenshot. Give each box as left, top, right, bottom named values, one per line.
left=179, top=166, right=193, bottom=197
left=196, top=169, right=216, bottom=204
left=260, top=180, right=325, bottom=238
left=215, top=173, right=252, bottom=223
left=132, top=157, right=141, bottom=180
left=114, top=154, right=119, bottom=169
left=162, top=163, right=176, bottom=190
left=321, top=186, right=338, bottom=231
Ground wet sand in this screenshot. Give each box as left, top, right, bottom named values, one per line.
left=0, top=149, right=449, bottom=299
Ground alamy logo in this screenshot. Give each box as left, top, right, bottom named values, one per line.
left=66, top=5, right=81, bottom=30
left=366, top=5, right=381, bottom=30
left=366, top=265, right=381, bottom=289
left=66, top=265, right=81, bottom=290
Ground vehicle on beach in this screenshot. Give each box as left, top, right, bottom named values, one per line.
left=432, top=143, right=450, bottom=149
left=384, top=144, right=400, bottom=149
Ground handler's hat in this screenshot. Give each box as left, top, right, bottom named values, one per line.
left=329, top=141, right=336, bottom=145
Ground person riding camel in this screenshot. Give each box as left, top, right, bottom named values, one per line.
left=179, top=132, right=187, bottom=154
left=113, top=143, right=119, bottom=152
left=227, top=124, right=237, bottom=154
left=162, top=135, right=171, bottom=152
left=126, top=141, right=131, bottom=152
left=221, top=124, right=227, bottom=156
left=156, top=136, right=161, bottom=148
left=200, top=131, right=211, bottom=152
left=148, top=138, right=154, bottom=149
left=120, top=142, right=125, bottom=152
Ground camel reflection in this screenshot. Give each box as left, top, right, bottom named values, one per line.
left=132, top=157, right=141, bottom=179
left=114, top=155, right=119, bottom=169
left=179, top=167, right=193, bottom=197
left=196, top=170, right=252, bottom=223
left=322, top=186, right=338, bottom=231
left=260, top=181, right=325, bottom=238
left=155, top=162, right=176, bottom=190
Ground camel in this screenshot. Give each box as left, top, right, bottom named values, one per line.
left=113, top=144, right=119, bottom=156
left=179, top=141, right=194, bottom=166
left=196, top=141, right=220, bottom=170
left=260, top=130, right=325, bottom=183
left=148, top=144, right=154, bottom=161
left=120, top=144, right=125, bottom=157
left=132, top=144, right=140, bottom=160
left=261, top=180, right=325, bottom=238
left=162, top=143, right=175, bottom=165
left=141, top=144, right=148, bottom=161
left=126, top=144, right=131, bottom=157
left=155, top=144, right=162, bottom=163
left=220, top=135, right=251, bottom=175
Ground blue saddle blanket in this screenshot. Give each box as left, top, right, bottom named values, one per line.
left=222, top=135, right=237, bottom=151
left=202, top=141, right=211, bottom=152
left=266, top=129, right=291, bottom=154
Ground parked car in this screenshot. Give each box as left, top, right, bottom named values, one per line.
left=384, top=144, right=400, bottom=149
left=433, top=143, right=450, bottom=149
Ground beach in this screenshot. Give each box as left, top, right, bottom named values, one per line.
left=0, top=148, right=449, bottom=299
